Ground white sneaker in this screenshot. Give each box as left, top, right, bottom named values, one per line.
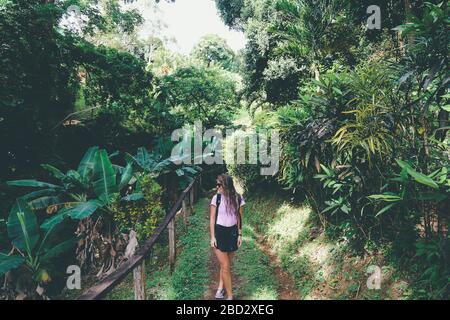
left=215, top=288, right=225, bottom=299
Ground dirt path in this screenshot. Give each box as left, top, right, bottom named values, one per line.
left=254, top=233, right=301, bottom=300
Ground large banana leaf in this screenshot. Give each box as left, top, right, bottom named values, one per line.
left=40, top=238, right=77, bottom=263
left=7, top=199, right=40, bottom=252
left=92, top=150, right=117, bottom=203
left=36, top=213, right=69, bottom=256
left=65, top=170, right=87, bottom=191
left=66, top=170, right=83, bottom=184
left=136, top=147, right=152, bottom=167
left=77, top=146, right=99, bottom=183
left=40, top=207, right=73, bottom=231
left=119, top=162, right=134, bottom=190
left=41, top=164, right=66, bottom=180
left=67, top=200, right=104, bottom=220
left=28, top=196, right=60, bottom=211
left=133, top=147, right=159, bottom=170
left=0, top=253, right=25, bottom=276
left=7, top=180, right=60, bottom=189
left=20, top=189, right=57, bottom=201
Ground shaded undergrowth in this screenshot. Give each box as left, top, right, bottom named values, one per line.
left=243, top=193, right=414, bottom=300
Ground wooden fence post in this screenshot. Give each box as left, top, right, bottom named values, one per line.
left=199, top=176, right=202, bottom=197
left=190, top=188, right=195, bottom=213
left=168, top=218, right=176, bottom=272
left=133, top=261, right=146, bottom=300
left=182, top=198, right=189, bottom=225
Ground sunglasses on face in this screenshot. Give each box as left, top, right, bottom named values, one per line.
left=216, top=182, right=222, bottom=188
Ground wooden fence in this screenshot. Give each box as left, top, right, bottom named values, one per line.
left=77, top=175, right=202, bottom=300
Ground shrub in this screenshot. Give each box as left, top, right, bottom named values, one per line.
left=112, top=175, right=165, bottom=242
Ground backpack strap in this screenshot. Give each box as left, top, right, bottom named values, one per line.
left=215, top=193, right=222, bottom=226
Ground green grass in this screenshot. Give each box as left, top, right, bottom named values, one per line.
left=233, top=223, right=279, bottom=300
left=169, top=198, right=210, bottom=300
left=244, top=195, right=317, bottom=298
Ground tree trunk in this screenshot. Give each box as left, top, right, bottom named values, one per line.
left=168, top=219, right=176, bottom=272
left=313, top=63, right=321, bottom=93
left=133, top=261, right=146, bottom=300
left=404, top=0, right=415, bottom=44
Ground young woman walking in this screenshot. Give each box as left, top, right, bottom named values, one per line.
left=210, top=174, right=245, bottom=300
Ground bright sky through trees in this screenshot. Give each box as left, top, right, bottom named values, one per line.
left=131, top=0, right=246, bottom=54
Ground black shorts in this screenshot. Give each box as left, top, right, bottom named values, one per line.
left=215, top=224, right=239, bottom=253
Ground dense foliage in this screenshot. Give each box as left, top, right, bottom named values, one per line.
left=217, top=0, right=449, bottom=299
left=0, top=0, right=236, bottom=299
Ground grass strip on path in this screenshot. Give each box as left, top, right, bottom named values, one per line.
left=169, top=198, right=211, bottom=300
left=232, top=217, right=279, bottom=300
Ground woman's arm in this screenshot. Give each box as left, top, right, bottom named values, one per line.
left=237, top=206, right=244, bottom=248
left=210, top=204, right=217, bottom=248
left=238, top=206, right=244, bottom=234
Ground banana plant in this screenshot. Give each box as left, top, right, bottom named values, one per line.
left=124, top=134, right=214, bottom=195
left=123, top=147, right=202, bottom=202
left=0, top=199, right=76, bottom=285
left=7, top=147, right=135, bottom=227
left=7, top=146, right=100, bottom=210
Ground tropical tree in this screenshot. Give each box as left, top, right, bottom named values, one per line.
left=158, top=65, right=240, bottom=127
left=270, top=0, right=360, bottom=81
left=191, top=34, right=237, bottom=71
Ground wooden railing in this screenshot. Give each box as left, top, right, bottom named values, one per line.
left=77, top=175, right=201, bottom=300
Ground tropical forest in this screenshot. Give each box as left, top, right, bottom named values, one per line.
left=0, top=0, right=448, bottom=301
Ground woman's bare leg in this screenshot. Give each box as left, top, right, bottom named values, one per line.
left=218, top=268, right=224, bottom=289
left=214, top=249, right=232, bottom=298
left=219, top=253, right=234, bottom=291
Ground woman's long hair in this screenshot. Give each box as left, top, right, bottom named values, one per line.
left=217, top=174, right=239, bottom=216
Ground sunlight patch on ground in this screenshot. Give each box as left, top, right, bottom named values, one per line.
left=234, top=223, right=279, bottom=300
left=266, top=204, right=311, bottom=253
left=297, top=235, right=335, bottom=266
left=295, top=234, right=340, bottom=287
left=243, top=196, right=416, bottom=300
left=248, top=286, right=278, bottom=300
